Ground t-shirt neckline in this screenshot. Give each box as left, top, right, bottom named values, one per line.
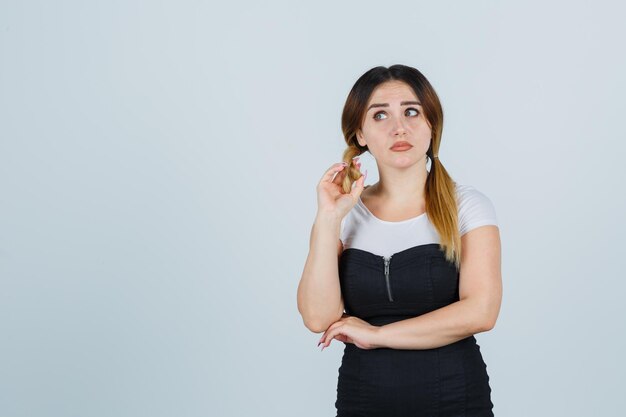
left=357, top=196, right=427, bottom=224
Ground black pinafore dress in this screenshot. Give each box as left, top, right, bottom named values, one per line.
left=335, top=243, right=494, bottom=417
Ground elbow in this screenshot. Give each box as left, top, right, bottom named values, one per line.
left=479, top=319, right=496, bottom=332
left=297, top=306, right=330, bottom=333
left=301, top=310, right=343, bottom=333
left=468, top=308, right=497, bottom=334
left=477, top=313, right=498, bottom=333
left=298, top=304, right=343, bottom=333
left=471, top=296, right=500, bottom=333
left=297, top=308, right=322, bottom=333
left=483, top=303, right=501, bottom=331
left=302, top=318, right=329, bottom=334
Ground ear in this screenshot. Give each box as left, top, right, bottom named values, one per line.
left=356, top=129, right=366, bottom=147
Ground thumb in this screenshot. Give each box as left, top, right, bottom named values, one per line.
left=349, top=169, right=367, bottom=199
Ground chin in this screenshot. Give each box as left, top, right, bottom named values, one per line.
left=389, top=155, right=416, bottom=166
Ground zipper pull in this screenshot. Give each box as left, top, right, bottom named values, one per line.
left=382, top=255, right=394, bottom=302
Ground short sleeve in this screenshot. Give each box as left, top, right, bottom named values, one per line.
left=457, top=184, right=498, bottom=236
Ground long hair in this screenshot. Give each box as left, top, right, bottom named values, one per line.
left=340, top=64, right=461, bottom=268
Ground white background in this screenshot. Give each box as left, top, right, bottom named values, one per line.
left=1, top=1, right=624, bottom=416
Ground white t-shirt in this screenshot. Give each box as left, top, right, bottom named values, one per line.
left=340, top=183, right=498, bottom=258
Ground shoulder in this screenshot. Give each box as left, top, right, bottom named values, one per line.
left=454, top=183, right=498, bottom=236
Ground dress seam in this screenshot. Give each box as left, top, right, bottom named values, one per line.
left=462, top=346, right=468, bottom=416
left=358, top=346, right=364, bottom=415
left=435, top=348, right=441, bottom=417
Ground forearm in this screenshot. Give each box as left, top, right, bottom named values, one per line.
left=297, top=213, right=343, bottom=331
left=373, top=298, right=493, bottom=350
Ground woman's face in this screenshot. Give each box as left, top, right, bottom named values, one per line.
left=356, top=80, right=432, bottom=168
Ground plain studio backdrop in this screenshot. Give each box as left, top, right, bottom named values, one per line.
left=1, top=1, right=624, bottom=416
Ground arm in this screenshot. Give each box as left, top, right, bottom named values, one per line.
left=373, top=225, right=502, bottom=350
left=297, top=213, right=345, bottom=333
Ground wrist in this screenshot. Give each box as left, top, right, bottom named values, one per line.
left=315, top=211, right=342, bottom=226
left=372, top=325, right=388, bottom=349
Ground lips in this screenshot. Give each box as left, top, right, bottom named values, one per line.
left=390, top=141, right=412, bottom=150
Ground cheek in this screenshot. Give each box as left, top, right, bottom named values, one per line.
left=416, top=123, right=432, bottom=145
left=363, top=119, right=383, bottom=133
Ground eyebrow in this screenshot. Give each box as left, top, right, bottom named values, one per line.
left=367, top=101, right=421, bottom=111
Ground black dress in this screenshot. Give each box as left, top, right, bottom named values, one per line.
left=335, top=243, right=494, bottom=417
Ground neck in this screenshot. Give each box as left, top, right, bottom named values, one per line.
left=371, top=159, right=429, bottom=204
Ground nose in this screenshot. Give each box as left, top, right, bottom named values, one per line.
left=392, top=117, right=407, bottom=136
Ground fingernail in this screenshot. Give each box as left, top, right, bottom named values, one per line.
left=341, top=162, right=348, bottom=166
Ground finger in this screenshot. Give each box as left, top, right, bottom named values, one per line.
left=322, top=327, right=348, bottom=350
left=318, top=331, right=327, bottom=346
left=320, top=162, right=348, bottom=184
left=330, top=167, right=346, bottom=185
left=333, top=159, right=364, bottom=187
left=321, top=330, right=334, bottom=350
left=336, top=334, right=354, bottom=345
left=322, top=324, right=344, bottom=348
left=323, top=321, right=343, bottom=339
left=328, top=159, right=362, bottom=185
left=334, top=334, right=350, bottom=344
left=318, top=319, right=341, bottom=346
left=331, top=164, right=349, bottom=185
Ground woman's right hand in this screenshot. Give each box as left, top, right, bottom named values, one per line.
left=316, top=159, right=367, bottom=220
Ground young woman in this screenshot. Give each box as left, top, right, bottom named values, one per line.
left=297, top=64, right=502, bottom=416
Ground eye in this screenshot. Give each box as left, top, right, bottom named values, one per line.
left=373, top=108, right=420, bottom=121
left=373, top=111, right=387, bottom=121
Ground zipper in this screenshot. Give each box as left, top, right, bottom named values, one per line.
left=382, top=255, right=394, bottom=302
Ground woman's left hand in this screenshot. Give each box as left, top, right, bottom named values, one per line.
left=318, top=314, right=381, bottom=350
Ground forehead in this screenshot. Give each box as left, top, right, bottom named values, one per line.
left=368, top=81, right=419, bottom=103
